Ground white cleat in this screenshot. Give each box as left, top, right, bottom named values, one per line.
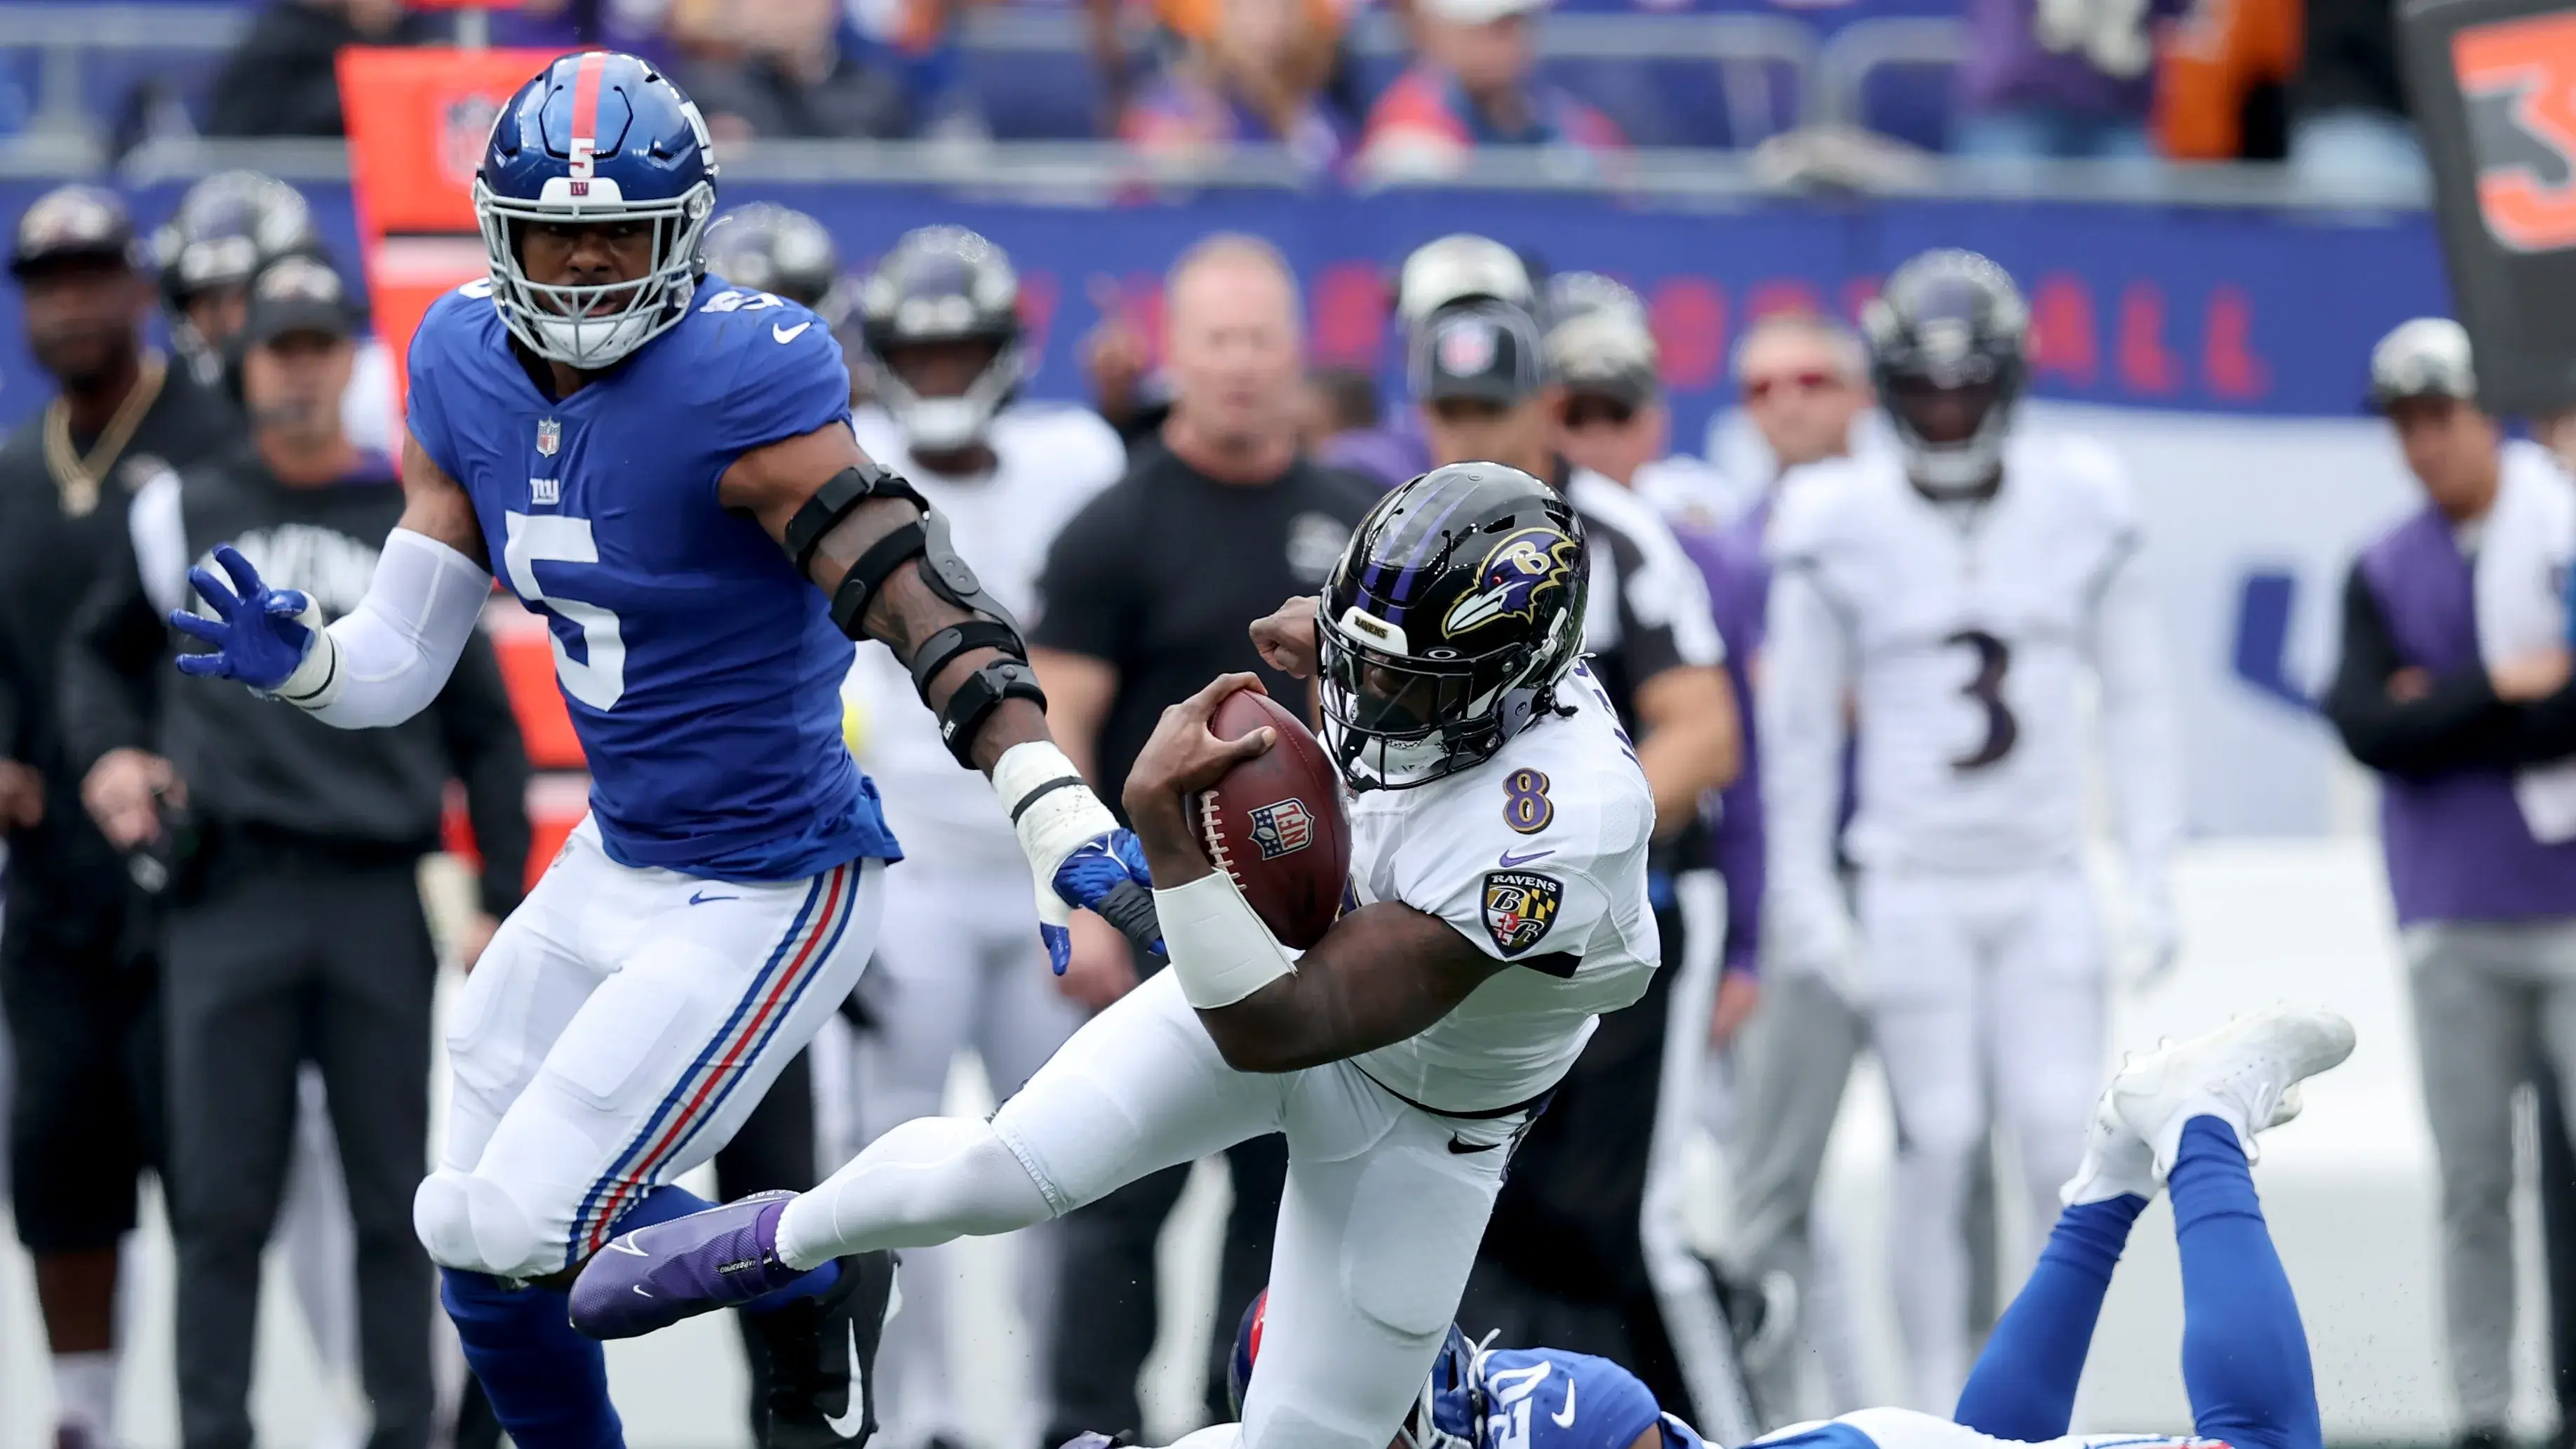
left=2109, top=1003, right=2356, bottom=1173
left=2060, top=1070, right=2161, bottom=1206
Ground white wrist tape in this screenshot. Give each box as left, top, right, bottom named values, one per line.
left=271, top=596, right=342, bottom=710
left=1154, top=869, right=1296, bottom=1010
left=992, top=740, right=1118, bottom=874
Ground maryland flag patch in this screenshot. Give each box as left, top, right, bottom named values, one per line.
left=1481, top=870, right=1564, bottom=957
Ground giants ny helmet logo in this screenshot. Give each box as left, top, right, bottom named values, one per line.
left=1442, top=528, right=1579, bottom=636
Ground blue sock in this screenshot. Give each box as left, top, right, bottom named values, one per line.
left=442, top=1268, right=623, bottom=1449
left=2171, top=1116, right=2323, bottom=1449
left=608, top=1183, right=840, bottom=1313
left=1952, top=1192, right=2147, bottom=1437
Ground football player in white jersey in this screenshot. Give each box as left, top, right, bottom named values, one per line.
left=837, top=224, right=1126, bottom=1449
left=1755, top=1004, right=2350, bottom=1449
left=1759, top=250, right=2183, bottom=1410
left=572, top=462, right=1662, bottom=1449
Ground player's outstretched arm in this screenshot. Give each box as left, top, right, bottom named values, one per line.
left=1120, top=672, right=1511, bottom=1072
left=168, top=432, right=494, bottom=729
left=725, top=425, right=1163, bottom=968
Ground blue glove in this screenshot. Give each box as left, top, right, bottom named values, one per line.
left=1040, top=829, right=1162, bottom=975
left=169, top=545, right=316, bottom=689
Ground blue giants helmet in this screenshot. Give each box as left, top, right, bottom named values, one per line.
left=1228, top=1291, right=1485, bottom=1449
left=473, top=51, right=718, bottom=369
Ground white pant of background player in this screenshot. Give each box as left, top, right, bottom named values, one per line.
left=414, top=820, right=883, bottom=1279
left=1856, top=860, right=2103, bottom=1414
left=839, top=848, right=1083, bottom=1449
left=793, top=966, right=1524, bottom=1449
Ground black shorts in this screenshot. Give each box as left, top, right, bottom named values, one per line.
left=1, top=925, right=161, bottom=1253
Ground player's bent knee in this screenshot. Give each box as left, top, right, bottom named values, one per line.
left=414, top=1168, right=553, bottom=1279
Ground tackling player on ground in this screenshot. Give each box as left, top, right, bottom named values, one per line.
left=1207, top=1005, right=2346, bottom=1449
left=572, top=460, right=1663, bottom=1449
left=163, top=51, right=1155, bottom=1449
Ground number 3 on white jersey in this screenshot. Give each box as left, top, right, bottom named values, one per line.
left=504, top=511, right=626, bottom=709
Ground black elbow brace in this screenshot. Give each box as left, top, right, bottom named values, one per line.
left=782, top=463, right=1046, bottom=765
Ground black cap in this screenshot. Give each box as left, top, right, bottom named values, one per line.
left=1411, top=298, right=1548, bottom=406
left=239, top=254, right=354, bottom=349
left=9, top=185, right=141, bottom=279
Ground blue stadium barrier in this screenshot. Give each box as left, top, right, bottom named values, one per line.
left=0, top=173, right=2442, bottom=443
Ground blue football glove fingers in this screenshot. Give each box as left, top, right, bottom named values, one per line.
left=168, top=608, right=226, bottom=646
left=187, top=563, right=245, bottom=621
left=1040, top=923, right=1073, bottom=975
left=213, top=542, right=265, bottom=600
left=1046, top=833, right=1165, bottom=967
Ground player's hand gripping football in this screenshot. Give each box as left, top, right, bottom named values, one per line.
left=1120, top=672, right=1280, bottom=860
left=169, top=545, right=323, bottom=691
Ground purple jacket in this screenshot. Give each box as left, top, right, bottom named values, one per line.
left=1680, top=506, right=1767, bottom=975
left=2359, top=507, right=2576, bottom=924
left=1957, top=0, right=2180, bottom=119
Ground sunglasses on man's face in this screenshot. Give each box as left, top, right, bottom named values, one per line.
left=1742, top=369, right=1839, bottom=403
left=1562, top=395, right=1638, bottom=429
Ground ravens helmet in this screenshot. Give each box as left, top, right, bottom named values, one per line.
left=1862, top=248, right=2028, bottom=493
left=1228, top=1290, right=1484, bottom=1449
left=1319, top=462, right=1588, bottom=791
left=154, top=171, right=322, bottom=378
left=703, top=202, right=849, bottom=321
left=857, top=225, right=1024, bottom=454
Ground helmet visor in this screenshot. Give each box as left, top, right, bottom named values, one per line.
left=1318, top=618, right=1524, bottom=790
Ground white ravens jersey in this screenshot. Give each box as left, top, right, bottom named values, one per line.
left=846, top=402, right=1126, bottom=860
left=1344, top=661, right=1660, bottom=1114
left=1764, top=430, right=2171, bottom=875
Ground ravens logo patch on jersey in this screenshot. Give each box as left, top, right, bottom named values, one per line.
left=1482, top=869, right=1564, bottom=956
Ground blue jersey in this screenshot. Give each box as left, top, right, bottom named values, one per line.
left=1473, top=1348, right=1701, bottom=1449
left=405, top=276, right=900, bottom=881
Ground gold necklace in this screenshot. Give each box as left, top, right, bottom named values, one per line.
left=43, top=350, right=166, bottom=519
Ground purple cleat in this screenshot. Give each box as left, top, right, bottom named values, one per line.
left=570, top=1189, right=810, bottom=1340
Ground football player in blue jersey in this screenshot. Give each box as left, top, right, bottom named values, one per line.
left=1193, top=1005, right=2351, bottom=1449
left=165, top=50, right=1157, bottom=1449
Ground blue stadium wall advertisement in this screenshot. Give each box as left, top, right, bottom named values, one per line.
left=0, top=180, right=2454, bottom=839
left=0, top=180, right=2449, bottom=438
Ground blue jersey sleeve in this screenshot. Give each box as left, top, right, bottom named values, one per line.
left=1481, top=1350, right=1663, bottom=1449
left=403, top=285, right=482, bottom=482
left=711, top=295, right=854, bottom=464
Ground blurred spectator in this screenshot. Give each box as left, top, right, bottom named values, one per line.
left=1315, top=233, right=1543, bottom=489
left=1359, top=0, right=1624, bottom=179
left=67, top=255, right=528, bottom=1449
left=667, top=0, right=914, bottom=141
left=2290, top=0, right=2427, bottom=191
left=1545, top=271, right=1735, bottom=537
left=1028, top=235, right=1378, bottom=1445
left=486, top=0, right=681, bottom=69
left=1092, top=0, right=1343, bottom=138
left=1706, top=312, right=1874, bottom=1425
left=1124, top=0, right=1351, bottom=171
left=206, top=0, right=430, bottom=139
left=1952, top=0, right=2178, bottom=163
left=2152, top=0, right=2294, bottom=161
left=0, top=185, right=237, bottom=1449
left=2324, top=319, right=2576, bottom=1449
left=1299, top=365, right=1380, bottom=452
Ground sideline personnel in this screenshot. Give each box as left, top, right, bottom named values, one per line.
left=64, top=254, right=530, bottom=1449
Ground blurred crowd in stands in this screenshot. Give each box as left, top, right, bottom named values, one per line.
left=0, top=0, right=2421, bottom=189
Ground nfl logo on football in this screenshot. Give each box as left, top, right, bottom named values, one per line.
left=1247, top=799, right=1314, bottom=861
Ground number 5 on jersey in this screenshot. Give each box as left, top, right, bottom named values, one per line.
left=505, top=510, right=626, bottom=709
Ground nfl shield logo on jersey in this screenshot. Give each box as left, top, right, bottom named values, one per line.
left=1247, top=799, right=1314, bottom=860
left=1480, top=870, right=1563, bottom=956
left=537, top=418, right=561, bottom=457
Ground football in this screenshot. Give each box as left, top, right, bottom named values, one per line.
left=1192, top=688, right=1353, bottom=949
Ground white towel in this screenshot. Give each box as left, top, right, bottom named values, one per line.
left=2474, top=439, right=2576, bottom=841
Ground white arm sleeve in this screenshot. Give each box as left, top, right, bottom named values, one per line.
left=2090, top=537, right=2184, bottom=904
left=289, top=528, right=493, bottom=730
left=1758, top=561, right=1856, bottom=977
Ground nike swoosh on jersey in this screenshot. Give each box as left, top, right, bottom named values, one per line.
left=1551, top=1377, right=1576, bottom=1427
left=773, top=321, right=813, bottom=344
left=1497, top=848, right=1555, bottom=868
left=1447, top=1136, right=1500, bottom=1154
left=689, top=890, right=739, bottom=905
left=608, top=1237, right=650, bottom=1256
left=823, top=1322, right=868, bottom=1435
